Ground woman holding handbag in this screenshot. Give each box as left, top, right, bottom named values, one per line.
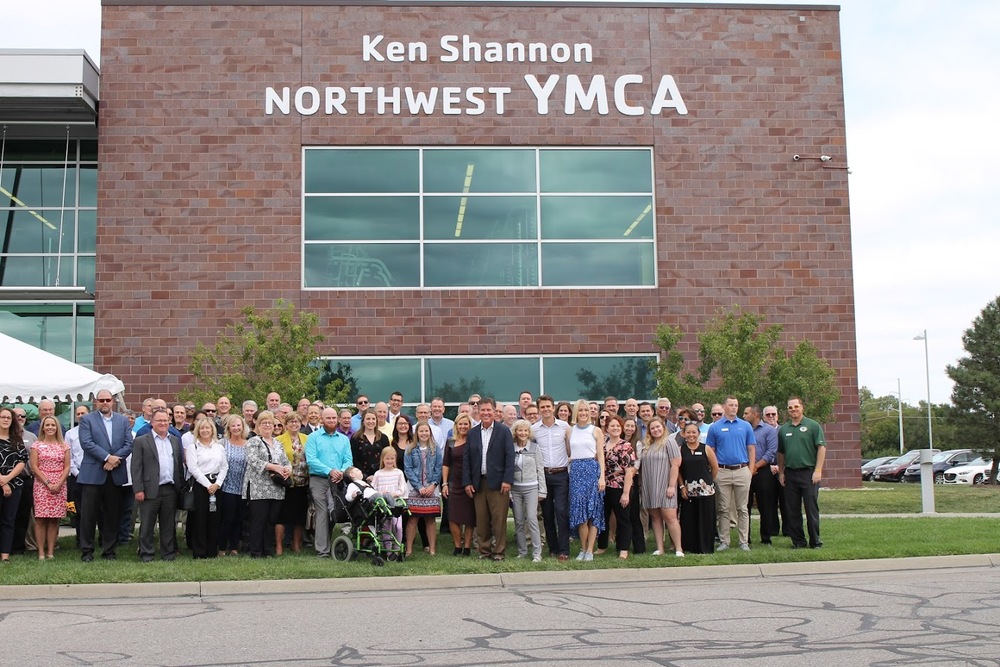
left=243, top=411, right=291, bottom=558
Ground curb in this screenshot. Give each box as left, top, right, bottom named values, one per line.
left=3, top=553, right=997, bottom=601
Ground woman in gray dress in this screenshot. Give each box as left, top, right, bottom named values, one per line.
left=638, top=416, right=683, bottom=557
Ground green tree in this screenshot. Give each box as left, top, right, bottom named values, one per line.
left=946, top=296, right=1000, bottom=483
left=654, top=306, right=840, bottom=423
left=181, top=300, right=351, bottom=408
left=576, top=357, right=656, bottom=400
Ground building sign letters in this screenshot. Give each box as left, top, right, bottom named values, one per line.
left=264, top=34, right=687, bottom=117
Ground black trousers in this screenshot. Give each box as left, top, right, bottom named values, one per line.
left=247, top=498, right=280, bottom=557
left=189, top=481, right=221, bottom=558
left=783, top=468, right=821, bottom=548
left=80, top=477, right=121, bottom=558
left=749, top=466, right=779, bottom=543
left=597, top=485, right=635, bottom=552
left=218, top=491, right=245, bottom=552
left=540, top=470, right=570, bottom=556
left=138, top=484, right=178, bottom=560
left=11, top=476, right=32, bottom=553
left=0, top=486, right=23, bottom=554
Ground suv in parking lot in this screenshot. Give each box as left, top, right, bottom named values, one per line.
left=901, top=449, right=977, bottom=484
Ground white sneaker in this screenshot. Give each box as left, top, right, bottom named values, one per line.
left=576, top=551, right=586, bottom=561
left=582, top=552, right=594, bottom=562
left=717, top=543, right=729, bottom=552
left=675, top=551, right=685, bottom=557
left=651, top=549, right=663, bottom=556
left=532, top=555, right=542, bottom=563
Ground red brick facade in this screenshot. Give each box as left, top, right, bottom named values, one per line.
left=97, top=2, right=859, bottom=486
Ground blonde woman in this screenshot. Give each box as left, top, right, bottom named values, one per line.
left=218, top=414, right=250, bottom=556
left=565, top=399, right=605, bottom=561
left=30, top=416, right=70, bottom=560
left=186, top=416, right=228, bottom=559
left=639, top=416, right=684, bottom=557
left=276, top=411, right=309, bottom=554
left=243, top=411, right=291, bottom=558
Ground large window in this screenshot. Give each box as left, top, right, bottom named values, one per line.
left=315, top=354, right=658, bottom=406
left=0, top=303, right=94, bottom=367
left=0, top=140, right=97, bottom=293
left=303, top=147, right=656, bottom=289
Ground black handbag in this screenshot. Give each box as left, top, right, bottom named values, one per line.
left=180, top=480, right=196, bottom=511
left=264, top=440, right=292, bottom=488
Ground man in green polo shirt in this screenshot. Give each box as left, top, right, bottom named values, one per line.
left=777, top=396, right=825, bottom=549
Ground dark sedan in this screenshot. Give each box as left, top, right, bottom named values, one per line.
left=901, top=449, right=977, bottom=484
left=872, top=450, right=939, bottom=483
left=861, top=456, right=899, bottom=481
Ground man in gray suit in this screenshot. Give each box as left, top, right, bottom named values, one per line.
left=78, top=389, right=134, bottom=561
left=131, top=407, right=185, bottom=562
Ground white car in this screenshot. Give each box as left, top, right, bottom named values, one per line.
left=942, top=458, right=994, bottom=485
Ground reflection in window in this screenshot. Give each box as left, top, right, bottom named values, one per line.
left=303, top=147, right=656, bottom=288
left=0, top=303, right=87, bottom=365
left=315, top=355, right=657, bottom=405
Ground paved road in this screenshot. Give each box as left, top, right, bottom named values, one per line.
left=2, top=565, right=998, bottom=666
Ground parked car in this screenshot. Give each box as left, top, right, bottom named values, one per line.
left=861, top=456, right=899, bottom=481
left=943, top=458, right=994, bottom=485
left=901, top=449, right=977, bottom=484
left=872, top=450, right=939, bottom=482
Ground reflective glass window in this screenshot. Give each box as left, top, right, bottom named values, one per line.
left=79, top=165, right=98, bottom=207
left=0, top=255, right=74, bottom=288
left=304, top=243, right=419, bottom=288
left=0, top=209, right=76, bottom=253
left=539, top=149, right=653, bottom=193
left=541, top=243, right=654, bottom=287
left=424, top=243, right=536, bottom=287
left=77, top=256, right=96, bottom=294
left=542, top=356, right=657, bottom=401
left=424, top=196, right=536, bottom=241
left=75, top=304, right=95, bottom=367
left=0, top=304, right=75, bottom=362
left=425, top=357, right=540, bottom=403
left=316, top=357, right=421, bottom=405
left=540, top=196, right=653, bottom=240
left=305, top=197, right=419, bottom=241
left=78, top=210, right=96, bottom=253
left=0, top=166, right=77, bottom=208
left=423, top=149, right=535, bottom=193
left=304, top=149, right=418, bottom=194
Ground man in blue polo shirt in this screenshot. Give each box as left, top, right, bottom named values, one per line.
left=706, top=396, right=756, bottom=552
left=305, top=407, right=353, bottom=558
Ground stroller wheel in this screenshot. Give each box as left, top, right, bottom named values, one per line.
left=332, top=535, right=355, bottom=562
left=371, top=556, right=385, bottom=567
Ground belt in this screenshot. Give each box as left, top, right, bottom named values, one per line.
left=544, top=467, right=568, bottom=474
left=720, top=463, right=748, bottom=470
left=206, top=474, right=218, bottom=483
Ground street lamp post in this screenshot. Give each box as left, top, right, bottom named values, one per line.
left=913, top=330, right=934, bottom=513
left=896, top=378, right=905, bottom=455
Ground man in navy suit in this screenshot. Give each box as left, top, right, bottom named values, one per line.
left=131, top=407, right=185, bottom=562
left=78, top=389, right=134, bottom=561
left=462, top=397, right=515, bottom=561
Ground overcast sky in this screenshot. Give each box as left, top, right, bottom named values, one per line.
left=6, top=0, right=998, bottom=407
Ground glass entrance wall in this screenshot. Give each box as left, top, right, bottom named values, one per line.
left=0, top=302, right=95, bottom=367
left=0, top=139, right=98, bottom=294
left=303, top=147, right=656, bottom=289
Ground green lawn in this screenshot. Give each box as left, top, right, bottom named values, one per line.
left=820, top=482, right=1000, bottom=514
left=2, top=516, right=997, bottom=586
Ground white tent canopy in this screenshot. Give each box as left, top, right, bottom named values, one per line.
left=0, top=332, right=125, bottom=404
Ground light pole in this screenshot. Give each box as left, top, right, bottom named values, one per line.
left=896, top=378, right=905, bottom=455
left=913, top=330, right=934, bottom=513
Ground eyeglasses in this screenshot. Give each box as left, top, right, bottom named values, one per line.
left=96, top=398, right=113, bottom=403
left=657, top=406, right=670, bottom=411
left=204, top=409, right=217, bottom=414
left=764, top=413, right=777, bottom=417
left=356, top=400, right=369, bottom=405
left=469, top=401, right=480, bottom=406
left=693, top=409, right=705, bottom=413
left=14, top=414, right=26, bottom=420
left=711, top=412, right=722, bottom=417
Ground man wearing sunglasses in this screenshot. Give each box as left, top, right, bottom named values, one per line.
left=78, top=390, right=134, bottom=562
left=349, top=395, right=370, bottom=432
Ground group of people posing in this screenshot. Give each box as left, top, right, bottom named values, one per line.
left=0, top=387, right=826, bottom=564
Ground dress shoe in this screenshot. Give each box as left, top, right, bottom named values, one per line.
left=81, top=554, right=94, bottom=562
left=140, top=556, right=153, bottom=563
left=102, top=553, right=117, bottom=561
left=492, top=554, right=505, bottom=562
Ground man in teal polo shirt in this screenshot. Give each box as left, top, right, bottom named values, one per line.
left=305, top=407, right=353, bottom=558
left=777, top=396, right=826, bottom=549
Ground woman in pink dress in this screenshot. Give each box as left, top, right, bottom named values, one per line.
left=30, top=416, right=70, bottom=560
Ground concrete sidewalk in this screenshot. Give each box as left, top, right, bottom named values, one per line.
left=3, top=552, right=999, bottom=602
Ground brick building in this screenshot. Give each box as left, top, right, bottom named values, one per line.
left=3, top=1, right=860, bottom=485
